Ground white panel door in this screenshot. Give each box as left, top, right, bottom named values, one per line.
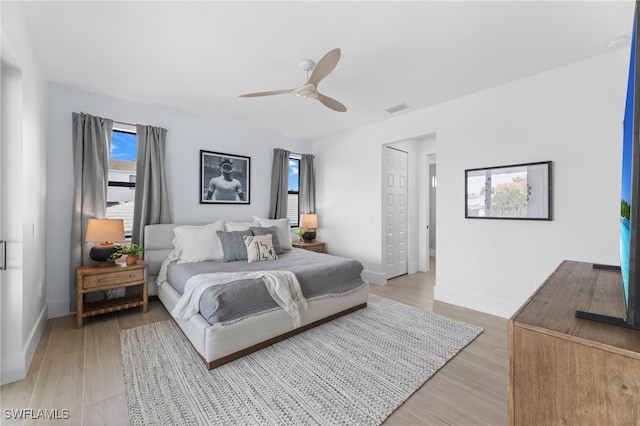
left=384, top=147, right=408, bottom=279
left=1, top=61, right=25, bottom=384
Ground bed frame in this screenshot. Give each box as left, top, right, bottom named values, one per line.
left=144, top=223, right=369, bottom=369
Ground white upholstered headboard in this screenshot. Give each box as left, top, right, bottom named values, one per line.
left=144, top=223, right=181, bottom=288
left=143, top=219, right=295, bottom=293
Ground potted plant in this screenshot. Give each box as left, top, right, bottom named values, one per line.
left=294, top=227, right=305, bottom=243
left=108, top=243, right=144, bottom=265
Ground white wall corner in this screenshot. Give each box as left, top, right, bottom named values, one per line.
left=1, top=352, right=26, bottom=385
left=47, top=298, right=71, bottom=319
left=1, top=304, right=47, bottom=385
left=361, top=269, right=387, bottom=285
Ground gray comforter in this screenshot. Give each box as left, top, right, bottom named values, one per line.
left=166, top=248, right=365, bottom=325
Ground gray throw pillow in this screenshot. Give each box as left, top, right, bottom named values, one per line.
left=249, top=226, right=284, bottom=254
left=217, top=230, right=251, bottom=262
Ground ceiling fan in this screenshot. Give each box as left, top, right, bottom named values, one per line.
left=240, top=48, right=347, bottom=112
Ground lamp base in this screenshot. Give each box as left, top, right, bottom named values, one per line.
left=90, top=243, right=119, bottom=265
left=302, top=231, right=316, bottom=242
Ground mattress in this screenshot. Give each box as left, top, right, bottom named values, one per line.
left=166, top=248, right=366, bottom=325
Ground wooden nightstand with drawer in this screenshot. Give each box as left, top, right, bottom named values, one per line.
left=292, top=241, right=326, bottom=253
left=76, top=262, right=148, bottom=327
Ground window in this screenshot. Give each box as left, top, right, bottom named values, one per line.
left=106, top=124, right=137, bottom=237
left=288, top=156, right=300, bottom=227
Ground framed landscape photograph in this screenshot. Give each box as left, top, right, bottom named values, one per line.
left=200, top=150, right=250, bottom=204
left=465, top=161, right=551, bottom=220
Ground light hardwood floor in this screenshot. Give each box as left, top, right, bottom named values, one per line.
left=370, top=259, right=508, bottom=425
left=1, top=258, right=507, bottom=425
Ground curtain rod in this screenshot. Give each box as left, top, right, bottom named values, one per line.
left=113, top=120, right=137, bottom=128
left=76, top=112, right=137, bottom=128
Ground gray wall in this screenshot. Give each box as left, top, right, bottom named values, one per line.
left=45, top=83, right=312, bottom=317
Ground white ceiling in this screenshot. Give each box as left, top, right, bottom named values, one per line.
left=18, top=1, right=635, bottom=140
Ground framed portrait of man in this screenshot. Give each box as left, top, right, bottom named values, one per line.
left=200, top=150, right=250, bottom=204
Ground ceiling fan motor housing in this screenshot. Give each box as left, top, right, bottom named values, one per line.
left=299, top=59, right=316, bottom=72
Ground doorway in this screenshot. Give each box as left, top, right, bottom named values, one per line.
left=383, top=135, right=436, bottom=280
left=428, top=155, right=437, bottom=257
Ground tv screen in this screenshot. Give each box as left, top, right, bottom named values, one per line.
left=577, top=2, right=640, bottom=329
left=621, top=5, right=635, bottom=317
left=621, top=2, right=640, bottom=327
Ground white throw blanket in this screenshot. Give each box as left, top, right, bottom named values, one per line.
left=171, top=271, right=308, bottom=327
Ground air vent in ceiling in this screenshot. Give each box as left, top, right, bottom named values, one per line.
left=384, top=103, right=409, bottom=114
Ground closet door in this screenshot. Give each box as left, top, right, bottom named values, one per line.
left=383, top=146, right=408, bottom=279
left=1, top=61, right=25, bottom=383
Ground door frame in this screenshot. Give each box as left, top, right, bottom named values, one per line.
left=382, top=134, right=437, bottom=282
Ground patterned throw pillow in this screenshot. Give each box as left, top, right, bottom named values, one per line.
left=244, top=234, right=278, bottom=263
left=249, top=226, right=284, bottom=254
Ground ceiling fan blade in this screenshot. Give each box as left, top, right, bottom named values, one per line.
left=316, top=93, right=347, bottom=112
left=307, top=48, right=341, bottom=86
left=239, top=89, right=293, bottom=97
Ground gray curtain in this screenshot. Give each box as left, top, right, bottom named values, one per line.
left=70, top=112, right=113, bottom=310
left=299, top=154, right=316, bottom=214
left=269, top=148, right=290, bottom=219
left=132, top=124, right=172, bottom=247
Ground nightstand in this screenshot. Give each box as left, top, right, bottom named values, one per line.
left=292, top=241, right=326, bottom=253
left=76, top=262, right=148, bottom=328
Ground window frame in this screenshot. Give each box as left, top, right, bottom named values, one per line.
left=108, top=124, right=137, bottom=190
left=288, top=155, right=301, bottom=227
left=106, top=123, right=137, bottom=238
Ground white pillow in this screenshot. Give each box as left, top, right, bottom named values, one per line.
left=244, top=234, right=278, bottom=263
left=253, top=216, right=293, bottom=250
left=225, top=221, right=259, bottom=231
left=173, top=221, right=225, bottom=263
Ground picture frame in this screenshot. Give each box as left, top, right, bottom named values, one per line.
left=465, top=161, right=552, bottom=220
left=200, top=150, right=250, bottom=204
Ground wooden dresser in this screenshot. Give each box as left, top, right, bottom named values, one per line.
left=508, top=260, right=640, bottom=425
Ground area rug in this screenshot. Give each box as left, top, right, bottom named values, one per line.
left=121, top=295, right=482, bottom=426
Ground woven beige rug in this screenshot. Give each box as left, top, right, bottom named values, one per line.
left=121, top=295, right=482, bottom=426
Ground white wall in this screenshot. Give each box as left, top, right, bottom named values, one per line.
left=1, top=2, right=48, bottom=384
left=314, top=49, right=626, bottom=318
left=46, top=84, right=311, bottom=317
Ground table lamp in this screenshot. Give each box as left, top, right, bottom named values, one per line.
left=300, top=214, right=318, bottom=242
left=85, top=218, right=125, bottom=265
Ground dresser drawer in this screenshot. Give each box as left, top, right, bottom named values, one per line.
left=83, top=268, right=144, bottom=289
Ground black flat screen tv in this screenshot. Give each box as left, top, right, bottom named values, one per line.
left=576, top=1, right=640, bottom=330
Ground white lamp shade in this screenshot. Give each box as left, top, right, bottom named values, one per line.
left=85, top=219, right=125, bottom=243
left=300, top=214, right=318, bottom=229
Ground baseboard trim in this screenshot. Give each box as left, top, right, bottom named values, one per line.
left=24, top=303, right=48, bottom=372
left=435, top=286, right=518, bottom=319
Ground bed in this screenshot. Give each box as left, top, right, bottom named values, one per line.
left=144, top=218, right=369, bottom=369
